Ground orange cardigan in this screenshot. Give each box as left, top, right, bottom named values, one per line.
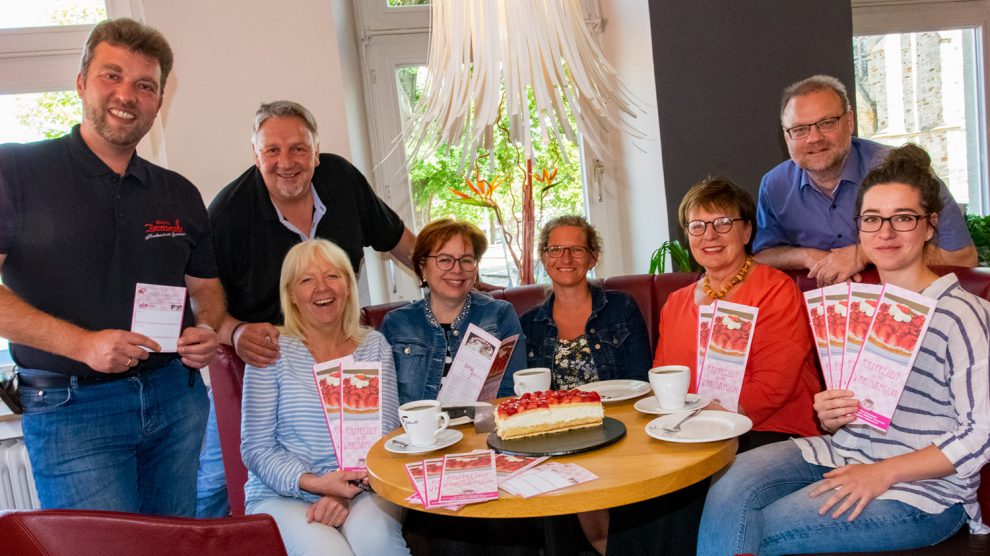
left=654, top=264, right=820, bottom=437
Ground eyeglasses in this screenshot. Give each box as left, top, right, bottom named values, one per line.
left=424, top=254, right=478, bottom=271
left=855, top=213, right=930, bottom=233
left=783, top=112, right=847, bottom=140
left=686, top=217, right=745, bottom=236
left=544, top=245, right=592, bottom=259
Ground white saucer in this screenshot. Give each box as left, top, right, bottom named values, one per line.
left=634, top=394, right=710, bottom=415
left=645, top=410, right=752, bottom=443
left=574, top=380, right=651, bottom=402
left=384, top=429, right=464, bottom=454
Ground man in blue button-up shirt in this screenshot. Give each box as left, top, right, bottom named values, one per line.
left=754, top=75, right=976, bottom=286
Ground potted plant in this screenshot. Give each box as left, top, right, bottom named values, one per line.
left=965, top=213, right=990, bottom=266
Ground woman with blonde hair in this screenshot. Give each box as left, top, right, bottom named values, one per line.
left=241, top=239, right=407, bottom=556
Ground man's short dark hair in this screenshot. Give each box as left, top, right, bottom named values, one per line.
left=80, top=18, right=173, bottom=91
left=780, top=75, right=850, bottom=119
left=252, top=100, right=320, bottom=146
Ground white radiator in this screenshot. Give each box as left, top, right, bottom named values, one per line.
left=0, top=438, right=40, bottom=510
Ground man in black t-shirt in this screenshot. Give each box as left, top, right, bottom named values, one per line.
left=0, top=19, right=223, bottom=516
left=198, top=101, right=415, bottom=516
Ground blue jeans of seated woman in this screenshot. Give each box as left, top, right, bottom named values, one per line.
left=697, top=440, right=967, bottom=555
left=20, top=359, right=209, bottom=516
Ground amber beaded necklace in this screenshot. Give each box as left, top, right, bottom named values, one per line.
left=703, top=256, right=754, bottom=300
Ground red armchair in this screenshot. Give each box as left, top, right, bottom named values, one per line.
left=0, top=509, right=287, bottom=555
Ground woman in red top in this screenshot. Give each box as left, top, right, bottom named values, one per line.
left=655, top=177, right=820, bottom=448
left=609, top=178, right=821, bottom=555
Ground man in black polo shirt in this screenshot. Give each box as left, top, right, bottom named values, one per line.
left=0, top=19, right=223, bottom=516
left=196, top=100, right=414, bottom=516
left=209, top=100, right=415, bottom=360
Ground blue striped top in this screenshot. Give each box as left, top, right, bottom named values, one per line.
left=795, top=274, right=990, bottom=532
left=241, top=330, right=401, bottom=505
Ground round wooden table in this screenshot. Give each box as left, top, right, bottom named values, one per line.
left=366, top=398, right=739, bottom=518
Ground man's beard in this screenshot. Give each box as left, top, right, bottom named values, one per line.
left=85, top=101, right=153, bottom=147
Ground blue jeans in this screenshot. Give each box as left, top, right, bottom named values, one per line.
left=196, top=389, right=230, bottom=518
left=20, top=360, right=209, bottom=516
left=698, top=440, right=967, bottom=555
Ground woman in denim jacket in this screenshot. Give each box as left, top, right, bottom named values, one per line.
left=520, top=216, right=651, bottom=389
left=519, top=216, right=651, bottom=555
left=380, top=219, right=527, bottom=405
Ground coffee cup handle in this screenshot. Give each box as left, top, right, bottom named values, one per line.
left=434, top=411, right=450, bottom=440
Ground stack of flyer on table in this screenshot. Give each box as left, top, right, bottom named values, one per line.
left=313, top=356, right=383, bottom=470
left=404, top=450, right=598, bottom=509
left=695, top=300, right=760, bottom=412
left=804, top=282, right=936, bottom=431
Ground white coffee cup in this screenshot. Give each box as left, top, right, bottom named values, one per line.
left=398, top=400, right=450, bottom=446
left=513, top=367, right=552, bottom=396
left=648, top=365, right=691, bottom=410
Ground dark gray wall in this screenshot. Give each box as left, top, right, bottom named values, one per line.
left=650, top=1, right=855, bottom=241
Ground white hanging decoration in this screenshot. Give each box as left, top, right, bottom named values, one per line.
left=404, top=0, right=645, bottom=166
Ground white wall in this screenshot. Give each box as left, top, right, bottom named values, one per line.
left=142, top=0, right=356, bottom=203
left=598, top=0, right=668, bottom=275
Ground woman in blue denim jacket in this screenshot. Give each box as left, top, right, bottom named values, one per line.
left=380, top=219, right=527, bottom=405
left=520, top=216, right=651, bottom=389
left=519, top=216, right=652, bottom=555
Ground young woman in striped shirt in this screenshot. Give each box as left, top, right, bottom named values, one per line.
left=698, top=144, right=990, bottom=555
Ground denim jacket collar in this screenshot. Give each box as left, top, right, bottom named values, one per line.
left=422, top=289, right=473, bottom=329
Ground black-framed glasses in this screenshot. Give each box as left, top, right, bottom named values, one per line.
left=424, top=254, right=478, bottom=271
left=855, top=213, right=930, bottom=233
left=544, top=245, right=592, bottom=259
left=686, top=217, right=745, bottom=236
left=783, top=111, right=847, bottom=140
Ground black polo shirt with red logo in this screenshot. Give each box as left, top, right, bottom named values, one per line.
left=208, top=153, right=405, bottom=325
left=0, top=125, right=217, bottom=377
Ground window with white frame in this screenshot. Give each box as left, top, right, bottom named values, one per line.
left=354, top=0, right=617, bottom=293
left=852, top=0, right=990, bottom=216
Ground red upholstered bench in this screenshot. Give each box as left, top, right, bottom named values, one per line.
left=209, top=267, right=990, bottom=552
left=0, top=509, right=287, bottom=555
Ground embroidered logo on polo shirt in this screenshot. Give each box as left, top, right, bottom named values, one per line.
left=144, top=218, right=187, bottom=240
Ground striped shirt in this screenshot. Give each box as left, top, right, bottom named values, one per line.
left=795, top=274, right=990, bottom=533
left=242, top=331, right=401, bottom=506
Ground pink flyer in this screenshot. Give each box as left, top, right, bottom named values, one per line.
left=843, top=284, right=883, bottom=389
left=338, top=363, right=383, bottom=471
left=846, top=284, right=936, bottom=431
left=803, top=289, right=831, bottom=388
left=437, top=450, right=499, bottom=505
left=822, top=283, right=850, bottom=388
left=696, top=304, right=714, bottom=391
left=437, top=324, right=519, bottom=404
left=495, top=453, right=548, bottom=486
left=312, top=355, right=354, bottom=457
left=697, top=301, right=759, bottom=412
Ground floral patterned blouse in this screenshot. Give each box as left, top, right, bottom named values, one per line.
left=552, top=336, right=599, bottom=390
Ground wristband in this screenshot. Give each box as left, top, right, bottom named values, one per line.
left=196, top=323, right=216, bottom=332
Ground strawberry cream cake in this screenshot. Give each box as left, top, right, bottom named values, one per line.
left=495, top=389, right=604, bottom=440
